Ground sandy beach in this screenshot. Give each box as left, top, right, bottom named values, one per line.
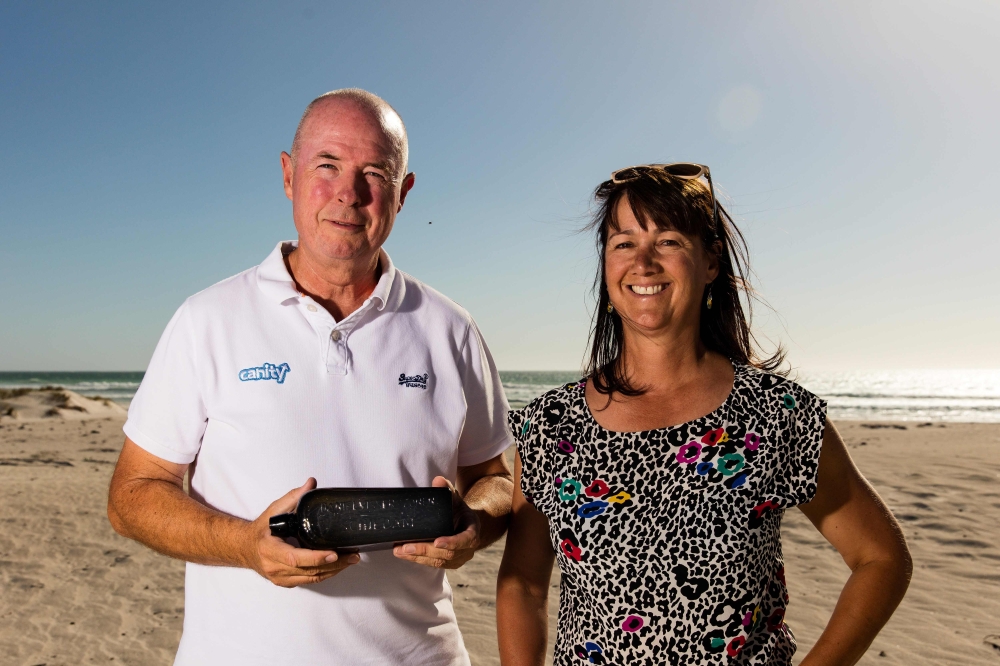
left=1, top=392, right=998, bottom=665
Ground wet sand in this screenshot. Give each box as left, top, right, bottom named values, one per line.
left=1, top=408, right=997, bottom=664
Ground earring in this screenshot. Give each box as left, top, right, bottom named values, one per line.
left=706, top=285, right=714, bottom=310
left=607, top=302, right=614, bottom=313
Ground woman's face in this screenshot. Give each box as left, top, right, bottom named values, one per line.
left=604, top=196, right=719, bottom=336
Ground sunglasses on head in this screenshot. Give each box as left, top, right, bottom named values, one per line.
left=609, top=162, right=719, bottom=234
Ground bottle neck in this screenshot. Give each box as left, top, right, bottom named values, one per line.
left=269, top=513, right=298, bottom=538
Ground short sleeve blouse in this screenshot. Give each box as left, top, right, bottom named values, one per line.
left=508, top=364, right=827, bottom=666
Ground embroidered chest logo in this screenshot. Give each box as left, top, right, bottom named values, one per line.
left=239, top=362, right=291, bottom=384
left=398, top=373, right=429, bottom=390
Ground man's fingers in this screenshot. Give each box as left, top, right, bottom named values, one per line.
left=287, top=548, right=360, bottom=570
left=284, top=545, right=344, bottom=568
left=431, top=475, right=453, bottom=490
left=262, top=537, right=358, bottom=569
left=277, top=570, right=348, bottom=588
left=266, top=551, right=360, bottom=578
left=392, top=546, right=473, bottom=570
left=393, top=542, right=456, bottom=562
left=405, top=555, right=450, bottom=568
left=270, top=477, right=318, bottom=515
left=433, top=532, right=475, bottom=551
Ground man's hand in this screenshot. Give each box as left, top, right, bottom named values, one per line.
left=245, top=478, right=360, bottom=587
left=392, top=476, right=481, bottom=569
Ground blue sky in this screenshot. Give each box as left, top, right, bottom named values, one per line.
left=1, top=1, right=998, bottom=371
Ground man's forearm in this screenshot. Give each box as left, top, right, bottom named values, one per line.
left=464, top=473, right=513, bottom=549
left=109, top=476, right=251, bottom=568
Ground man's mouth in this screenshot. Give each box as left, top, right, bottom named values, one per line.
left=628, top=284, right=666, bottom=295
left=327, top=219, right=365, bottom=230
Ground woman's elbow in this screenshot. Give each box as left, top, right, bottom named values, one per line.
left=868, top=529, right=913, bottom=598
left=895, top=536, right=913, bottom=589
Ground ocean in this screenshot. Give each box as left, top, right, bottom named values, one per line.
left=1, top=369, right=998, bottom=423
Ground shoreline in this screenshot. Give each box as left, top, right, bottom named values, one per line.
left=4, top=372, right=1000, bottom=423
left=1, top=415, right=997, bottom=664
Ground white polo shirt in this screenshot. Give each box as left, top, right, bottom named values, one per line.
left=124, top=241, right=512, bottom=666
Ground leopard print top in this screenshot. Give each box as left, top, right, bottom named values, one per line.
left=508, top=364, right=827, bottom=666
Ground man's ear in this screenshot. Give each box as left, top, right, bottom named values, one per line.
left=281, top=151, right=294, bottom=201
left=397, top=172, right=416, bottom=211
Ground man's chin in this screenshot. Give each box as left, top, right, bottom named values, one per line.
left=302, top=237, right=374, bottom=265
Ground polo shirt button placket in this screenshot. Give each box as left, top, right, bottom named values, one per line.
left=327, top=327, right=349, bottom=376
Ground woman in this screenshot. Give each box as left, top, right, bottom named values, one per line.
left=497, top=164, right=911, bottom=666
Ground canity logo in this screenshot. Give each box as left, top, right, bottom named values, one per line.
left=239, top=362, right=291, bottom=384
left=398, top=373, right=429, bottom=390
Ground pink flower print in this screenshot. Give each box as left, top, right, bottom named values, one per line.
left=744, top=433, right=761, bottom=451
left=621, top=615, right=644, bottom=632
left=676, top=441, right=703, bottom=464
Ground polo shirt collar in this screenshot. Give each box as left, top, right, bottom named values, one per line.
left=255, top=240, right=397, bottom=312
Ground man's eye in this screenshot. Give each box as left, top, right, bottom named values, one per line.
left=365, top=171, right=387, bottom=181
left=318, top=163, right=336, bottom=170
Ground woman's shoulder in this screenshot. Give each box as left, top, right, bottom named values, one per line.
left=735, top=364, right=821, bottom=399
left=732, top=363, right=828, bottom=433
left=507, top=379, right=585, bottom=436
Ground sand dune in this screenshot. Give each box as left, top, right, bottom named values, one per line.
left=0, top=417, right=997, bottom=665
left=0, top=388, right=127, bottom=422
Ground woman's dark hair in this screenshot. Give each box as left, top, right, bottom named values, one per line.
left=584, top=168, right=785, bottom=396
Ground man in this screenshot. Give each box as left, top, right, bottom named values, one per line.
left=108, top=89, right=513, bottom=665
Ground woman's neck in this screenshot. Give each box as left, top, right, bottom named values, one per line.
left=618, top=323, right=714, bottom=390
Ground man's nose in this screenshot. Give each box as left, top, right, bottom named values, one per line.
left=333, top=172, right=367, bottom=206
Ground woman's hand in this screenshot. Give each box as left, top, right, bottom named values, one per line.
left=797, top=420, right=912, bottom=666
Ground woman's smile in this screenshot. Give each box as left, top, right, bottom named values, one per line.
left=627, top=283, right=668, bottom=295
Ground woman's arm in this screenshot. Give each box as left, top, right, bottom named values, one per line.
left=797, top=420, right=912, bottom=666
left=497, top=452, right=556, bottom=666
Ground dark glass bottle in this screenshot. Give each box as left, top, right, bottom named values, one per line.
left=269, top=487, right=454, bottom=550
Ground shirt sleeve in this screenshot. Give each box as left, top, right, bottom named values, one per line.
left=508, top=401, right=549, bottom=511
left=123, top=301, right=208, bottom=464
left=770, top=381, right=828, bottom=507
left=456, top=318, right=513, bottom=467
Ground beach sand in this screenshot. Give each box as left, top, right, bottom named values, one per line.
left=1, top=395, right=998, bottom=665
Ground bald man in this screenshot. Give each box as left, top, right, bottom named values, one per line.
left=108, top=89, right=514, bottom=665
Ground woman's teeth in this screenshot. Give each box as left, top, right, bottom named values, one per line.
left=630, top=284, right=664, bottom=295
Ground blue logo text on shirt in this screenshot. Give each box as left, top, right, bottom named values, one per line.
left=239, top=362, right=291, bottom=384
left=398, top=373, right=429, bottom=389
